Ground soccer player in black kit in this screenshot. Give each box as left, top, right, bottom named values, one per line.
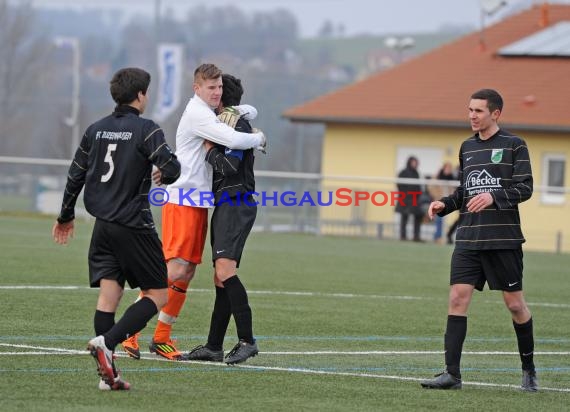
left=420, top=89, right=538, bottom=392
left=182, top=74, right=259, bottom=364
left=52, top=68, right=181, bottom=390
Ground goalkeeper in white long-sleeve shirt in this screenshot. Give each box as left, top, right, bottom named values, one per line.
left=122, top=63, right=266, bottom=361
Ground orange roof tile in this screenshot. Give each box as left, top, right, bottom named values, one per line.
left=284, top=5, right=570, bottom=131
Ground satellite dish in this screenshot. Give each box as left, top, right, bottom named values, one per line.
left=480, top=0, right=508, bottom=15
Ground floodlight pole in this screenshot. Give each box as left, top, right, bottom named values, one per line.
left=479, top=1, right=508, bottom=51
left=479, top=8, right=486, bottom=50
left=54, top=36, right=81, bottom=157
left=70, top=39, right=81, bottom=155
left=153, top=0, right=162, bottom=115
left=155, top=0, right=162, bottom=46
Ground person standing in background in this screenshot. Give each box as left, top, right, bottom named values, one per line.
left=429, top=162, right=455, bottom=244
left=396, top=156, right=424, bottom=242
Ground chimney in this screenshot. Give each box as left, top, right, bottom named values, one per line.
left=539, top=2, right=550, bottom=27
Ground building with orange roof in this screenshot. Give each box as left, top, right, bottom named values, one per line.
left=284, top=4, right=570, bottom=253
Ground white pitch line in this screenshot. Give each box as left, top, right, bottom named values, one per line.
left=2, top=285, right=569, bottom=309
left=3, top=350, right=569, bottom=356
left=0, top=343, right=85, bottom=354
left=261, top=351, right=570, bottom=356
left=3, top=343, right=569, bottom=356
left=3, top=349, right=570, bottom=356
left=0, top=286, right=429, bottom=301
left=0, top=286, right=86, bottom=290
left=220, top=363, right=570, bottom=393
left=0, top=352, right=82, bottom=356
left=246, top=289, right=432, bottom=301
left=132, top=355, right=570, bottom=393
left=1, top=343, right=569, bottom=393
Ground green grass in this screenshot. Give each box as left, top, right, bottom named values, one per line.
left=0, top=194, right=34, bottom=212
left=0, top=214, right=569, bottom=411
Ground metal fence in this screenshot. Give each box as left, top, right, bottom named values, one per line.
left=0, top=155, right=568, bottom=253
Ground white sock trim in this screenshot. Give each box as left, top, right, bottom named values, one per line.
left=158, top=311, right=177, bottom=325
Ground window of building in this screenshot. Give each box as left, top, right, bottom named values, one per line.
left=541, top=154, right=566, bottom=205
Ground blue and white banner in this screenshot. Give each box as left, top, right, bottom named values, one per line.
left=153, top=43, right=184, bottom=122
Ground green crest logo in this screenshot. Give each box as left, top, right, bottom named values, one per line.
left=491, top=149, right=503, bottom=163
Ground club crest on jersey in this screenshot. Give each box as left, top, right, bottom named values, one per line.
left=491, top=149, right=503, bottom=163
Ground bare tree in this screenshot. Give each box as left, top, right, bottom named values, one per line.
left=0, top=0, right=52, bottom=155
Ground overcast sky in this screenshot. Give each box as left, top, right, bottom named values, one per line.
left=30, top=0, right=570, bottom=37
left=192, top=0, right=486, bottom=35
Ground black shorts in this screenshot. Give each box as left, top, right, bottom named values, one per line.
left=450, top=248, right=523, bottom=292
left=210, top=200, right=256, bottom=267
left=88, top=219, right=168, bottom=290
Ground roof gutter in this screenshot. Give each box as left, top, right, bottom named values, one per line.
left=283, top=115, right=570, bottom=133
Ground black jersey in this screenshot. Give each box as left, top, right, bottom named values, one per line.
left=439, top=129, right=533, bottom=250
left=57, top=105, right=181, bottom=230
left=205, top=116, right=255, bottom=204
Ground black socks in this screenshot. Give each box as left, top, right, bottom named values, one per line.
left=94, top=310, right=115, bottom=336
left=444, top=315, right=467, bottom=379
left=102, top=297, right=158, bottom=350
left=206, top=286, right=232, bottom=351
left=223, top=275, right=254, bottom=344
left=443, top=315, right=535, bottom=378
left=513, top=317, right=535, bottom=371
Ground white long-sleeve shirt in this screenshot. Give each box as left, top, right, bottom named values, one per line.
left=166, top=95, right=263, bottom=207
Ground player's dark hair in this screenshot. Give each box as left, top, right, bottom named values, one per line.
left=471, top=88, right=503, bottom=113
left=221, top=74, right=243, bottom=107
left=109, top=68, right=150, bottom=105
left=194, top=63, right=222, bottom=84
